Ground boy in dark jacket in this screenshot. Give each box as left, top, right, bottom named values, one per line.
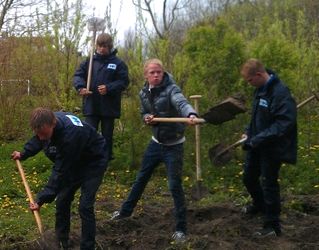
left=73, top=33, right=129, bottom=161
left=240, top=58, right=297, bottom=237
left=12, top=108, right=108, bottom=250
left=111, top=58, right=198, bottom=242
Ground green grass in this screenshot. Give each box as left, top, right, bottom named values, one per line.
left=0, top=113, right=319, bottom=245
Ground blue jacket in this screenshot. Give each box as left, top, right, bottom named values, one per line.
left=139, top=72, right=197, bottom=144
left=246, top=71, right=297, bottom=164
left=73, top=49, right=129, bottom=118
left=21, top=112, right=107, bottom=205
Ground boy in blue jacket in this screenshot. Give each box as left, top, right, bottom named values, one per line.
left=240, top=59, right=297, bottom=237
left=12, top=107, right=108, bottom=250
left=73, top=33, right=129, bottom=161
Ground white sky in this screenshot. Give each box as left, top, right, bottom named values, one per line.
left=83, top=0, right=137, bottom=43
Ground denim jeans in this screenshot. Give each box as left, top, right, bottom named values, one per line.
left=85, top=115, right=115, bottom=160
left=243, top=149, right=281, bottom=229
left=120, top=140, right=187, bottom=233
left=55, top=173, right=104, bottom=250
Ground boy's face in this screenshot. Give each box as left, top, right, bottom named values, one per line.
left=96, top=44, right=110, bottom=55
left=242, top=71, right=265, bottom=88
left=144, top=63, right=164, bottom=86
left=35, top=124, right=55, bottom=141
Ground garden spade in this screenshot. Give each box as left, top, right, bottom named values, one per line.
left=209, top=91, right=319, bottom=167
left=86, top=17, right=106, bottom=93
left=189, top=95, right=209, bottom=199
left=15, top=160, right=43, bottom=235
left=152, top=117, right=205, bottom=124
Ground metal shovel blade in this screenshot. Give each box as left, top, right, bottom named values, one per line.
left=202, top=96, right=247, bottom=125
left=208, top=143, right=234, bottom=167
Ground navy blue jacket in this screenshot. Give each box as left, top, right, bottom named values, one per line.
left=139, top=72, right=197, bottom=144
left=246, top=71, right=297, bottom=164
left=21, top=112, right=107, bottom=205
left=73, top=49, right=129, bottom=118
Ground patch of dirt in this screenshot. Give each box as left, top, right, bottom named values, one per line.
left=9, top=194, right=319, bottom=249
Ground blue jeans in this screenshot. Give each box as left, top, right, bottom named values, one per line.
left=85, top=115, right=115, bottom=160
left=243, top=149, right=281, bottom=229
left=120, top=140, right=187, bottom=233
left=55, top=173, right=104, bottom=250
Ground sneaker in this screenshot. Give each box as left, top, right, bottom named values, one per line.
left=253, top=227, right=281, bottom=238
left=242, top=204, right=264, bottom=215
left=172, top=231, right=186, bottom=243
left=110, top=210, right=128, bottom=220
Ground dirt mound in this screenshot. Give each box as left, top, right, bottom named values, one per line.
left=10, top=194, right=319, bottom=249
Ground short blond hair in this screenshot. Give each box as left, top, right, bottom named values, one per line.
left=241, top=58, right=266, bottom=77
left=143, top=58, right=164, bottom=74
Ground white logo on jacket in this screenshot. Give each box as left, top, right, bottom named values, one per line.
left=107, top=63, right=117, bottom=70
left=259, top=98, right=268, bottom=108
left=66, top=115, right=83, bottom=127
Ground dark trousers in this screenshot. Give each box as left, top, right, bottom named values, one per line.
left=120, top=140, right=187, bottom=233
left=55, top=174, right=104, bottom=250
left=243, top=149, right=281, bottom=229
left=85, top=115, right=115, bottom=160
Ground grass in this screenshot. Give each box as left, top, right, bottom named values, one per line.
left=0, top=113, right=318, bottom=246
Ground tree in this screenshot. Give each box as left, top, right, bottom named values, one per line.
left=132, top=0, right=191, bottom=39
left=0, top=0, right=46, bottom=36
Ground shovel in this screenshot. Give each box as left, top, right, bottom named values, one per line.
left=209, top=92, right=319, bottom=166
left=86, top=17, right=106, bottom=93
left=152, top=117, right=205, bottom=124
left=15, top=160, right=43, bottom=235
left=152, top=94, right=247, bottom=125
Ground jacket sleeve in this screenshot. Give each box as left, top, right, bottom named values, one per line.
left=20, top=136, right=44, bottom=160
left=170, top=85, right=197, bottom=117
left=35, top=169, right=61, bottom=205
left=73, top=59, right=89, bottom=91
left=106, top=61, right=130, bottom=95
left=250, top=93, right=297, bottom=147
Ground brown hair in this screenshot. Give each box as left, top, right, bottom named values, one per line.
left=96, top=33, right=113, bottom=49
left=143, top=58, right=164, bottom=74
left=240, top=58, right=266, bottom=77
left=30, top=107, right=56, bottom=131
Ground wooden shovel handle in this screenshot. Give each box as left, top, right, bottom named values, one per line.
left=15, top=160, right=43, bottom=235
left=216, top=137, right=247, bottom=157
left=152, top=117, right=205, bottom=123
left=86, top=30, right=97, bottom=91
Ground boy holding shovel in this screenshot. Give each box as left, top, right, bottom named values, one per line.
left=240, top=58, right=297, bottom=237
left=12, top=107, right=108, bottom=250
left=111, top=58, right=198, bottom=242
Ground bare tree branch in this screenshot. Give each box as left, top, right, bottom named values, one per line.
left=132, top=0, right=190, bottom=39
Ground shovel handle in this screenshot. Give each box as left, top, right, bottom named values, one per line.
left=86, top=30, right=97, bottom=91
left=15, top=160, right=43, bottom=235
left=152, top=117, right=205, bottom=124
left=217, top=137, right=247, bottom=157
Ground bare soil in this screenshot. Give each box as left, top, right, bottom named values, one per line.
left=19, top=193, right=319, bottom=250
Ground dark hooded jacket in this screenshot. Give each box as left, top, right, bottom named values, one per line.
left=20, top=112, right=107, bottom=205
left=139, top=72, right=197, bottom=144
left=73, top=49, right=129, bottom=118
left=246, top=70, right=297, bottom=164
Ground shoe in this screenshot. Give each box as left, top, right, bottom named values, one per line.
left=110, top=210, right=129, bottom=220
left=242, top=204, right=264, bottom=215
left=253, top=227, right=281, bottom=238
left=172, top=231, right=186, bottom=243
left=59, top=240, right=72, bottom=250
